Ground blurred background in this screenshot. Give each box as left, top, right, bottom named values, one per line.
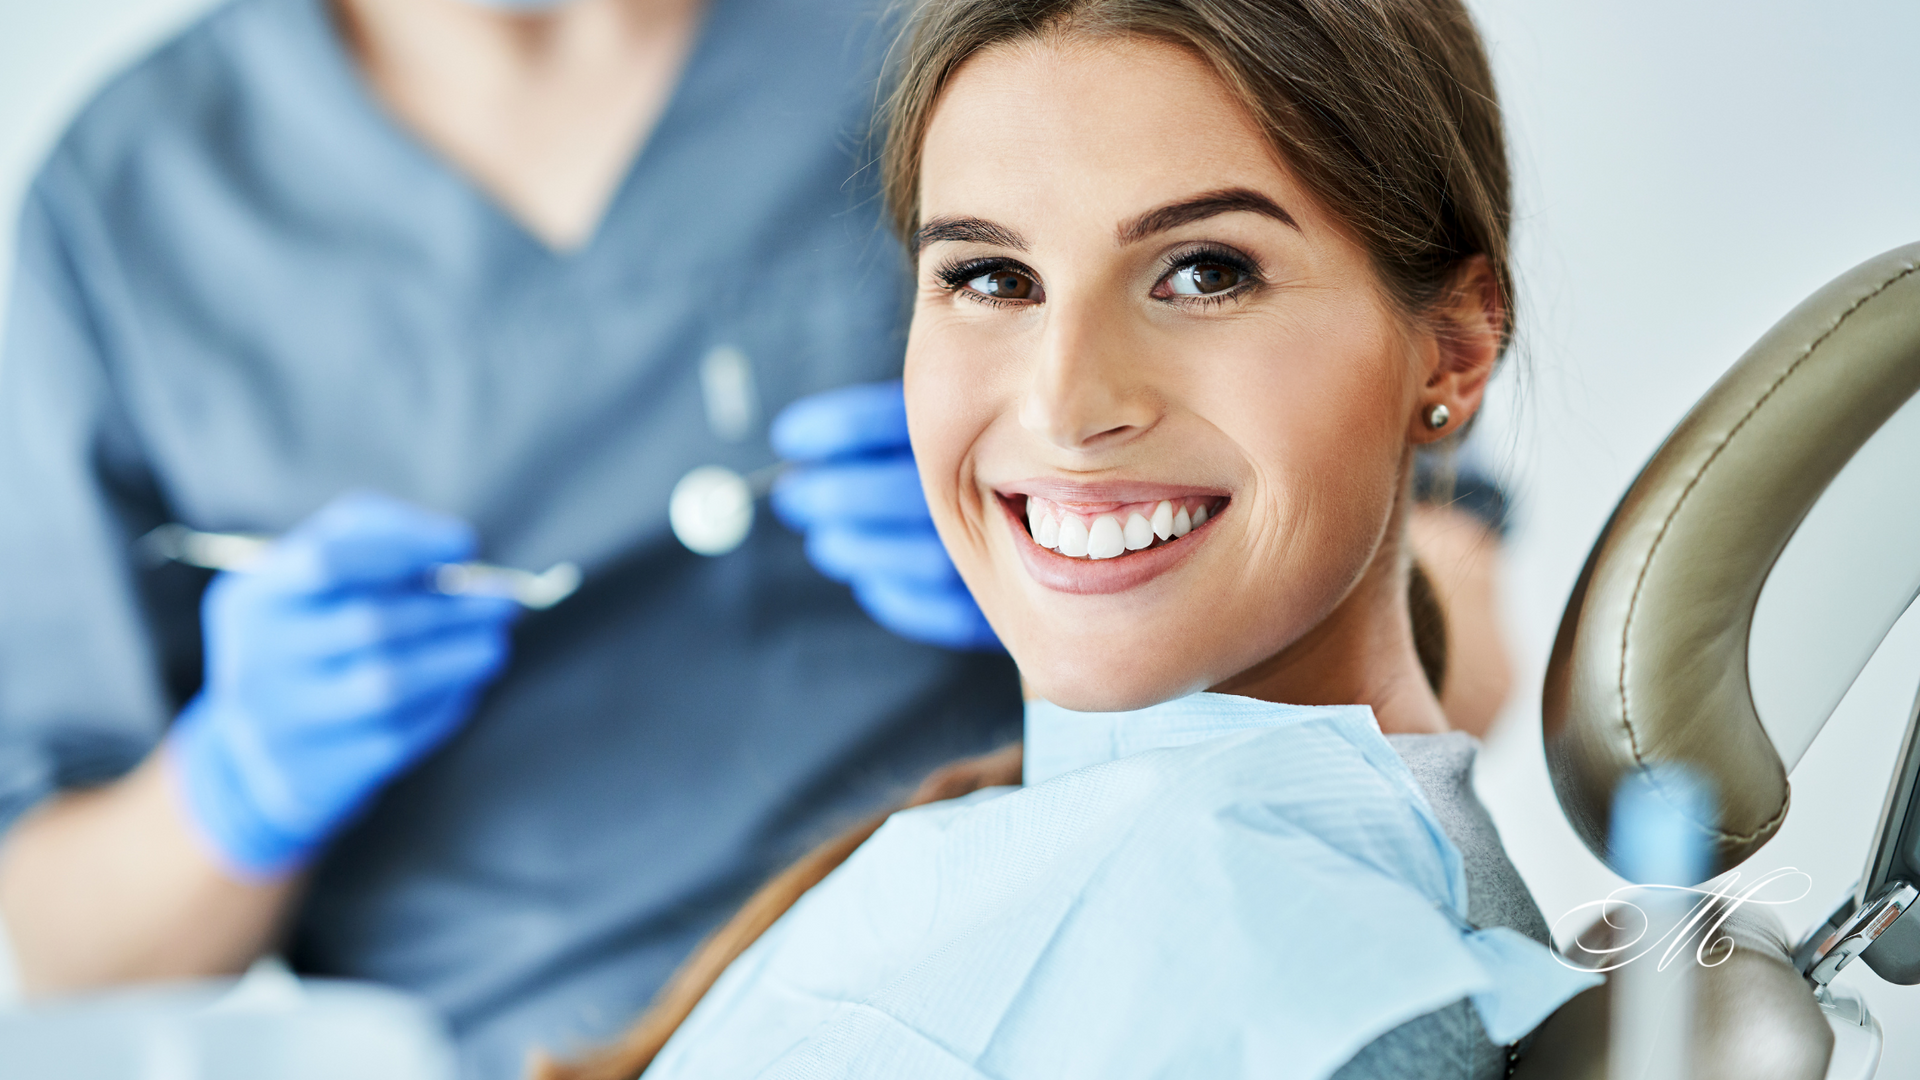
left=2, top=0, right=1917, bottom=1073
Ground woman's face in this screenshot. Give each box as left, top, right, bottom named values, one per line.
left=907, top=36, right=1448, bottom=712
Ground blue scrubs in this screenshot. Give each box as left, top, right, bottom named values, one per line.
left=0, top=0, right=1020, bottom=1074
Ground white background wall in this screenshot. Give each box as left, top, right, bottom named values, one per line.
left=2, top=0, right=1918, bottom=1070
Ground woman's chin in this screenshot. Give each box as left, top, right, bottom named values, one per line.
left=1013, top=646, right=1214, bottom=713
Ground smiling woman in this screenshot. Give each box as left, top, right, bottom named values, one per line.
left=538, top=3, right=1584, bottom=1079
left=905, top=29, right=1501, bottom=718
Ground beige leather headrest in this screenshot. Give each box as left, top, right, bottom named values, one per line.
left=1544, top=243, right=1920, bottom=878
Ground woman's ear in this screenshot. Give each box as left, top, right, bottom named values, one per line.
left=1409, top=255, right=1503, bottom=445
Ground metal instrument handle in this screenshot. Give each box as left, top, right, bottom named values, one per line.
left=1800, top=879, right=1918, bottom=987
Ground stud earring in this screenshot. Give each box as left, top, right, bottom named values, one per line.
left=1425, top=403, right=1451, bottom=430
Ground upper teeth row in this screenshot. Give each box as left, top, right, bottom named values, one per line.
left=1027, top=499, right=1210, bottom=560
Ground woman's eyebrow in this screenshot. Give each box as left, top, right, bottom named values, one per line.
left=1116, top=188, right=1300, bottom=243
left=913, top=216, right=1028, bottom=253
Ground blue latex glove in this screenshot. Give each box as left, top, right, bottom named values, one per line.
left=167, top=491, right=520, bottom=876
left=770, top=381, right=1000, bottom=651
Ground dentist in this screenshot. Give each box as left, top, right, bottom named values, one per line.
left=0, top=0, right=1013, bottom=1074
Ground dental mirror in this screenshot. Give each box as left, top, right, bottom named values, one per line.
left=668, top=463, right=785, bottom=557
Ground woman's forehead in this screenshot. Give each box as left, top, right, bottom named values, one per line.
left=917, top=36, right=1310, bottom=237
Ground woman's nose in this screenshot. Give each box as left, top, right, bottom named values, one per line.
left=1018, top=302, right=1160, bottom=452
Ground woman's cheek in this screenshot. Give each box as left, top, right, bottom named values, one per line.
left=904, top=334, right=981, bottom=533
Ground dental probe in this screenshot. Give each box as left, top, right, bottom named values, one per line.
left=139, top=523, right=583, bottom=610
left=668, top=461, right=788, bottom=557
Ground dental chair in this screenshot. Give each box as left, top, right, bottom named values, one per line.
left=1515, top=242, right=1920, bottom=1080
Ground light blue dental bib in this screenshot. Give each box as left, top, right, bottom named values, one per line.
left=647, top=693, right=1597, bottom=1079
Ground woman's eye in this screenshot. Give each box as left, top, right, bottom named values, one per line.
left=1165, top=261, right=1247, bottom=296
left=964, top=269, right=1038, bottom=301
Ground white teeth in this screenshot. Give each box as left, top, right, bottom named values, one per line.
left=1037, top=512, right=1060, bottom=549
left=1026, top=495, right=1219, bottom=559
left=1056, top=515, right=1090, bottom=557
left=1087, top=515, right=1125, bottom=559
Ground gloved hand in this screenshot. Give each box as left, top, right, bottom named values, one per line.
left=167, top=491, right=520, bottom=876
left=770, top=380, right=1000, bottom=651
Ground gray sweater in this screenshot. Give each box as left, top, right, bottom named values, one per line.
left=1333, top=733, right=1549, bottom=1080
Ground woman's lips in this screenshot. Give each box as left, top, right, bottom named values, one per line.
left=996, top=489, right=1226, bottom=595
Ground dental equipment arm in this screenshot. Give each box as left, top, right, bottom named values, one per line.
left=1518, top=243, right=1920, bottom=1078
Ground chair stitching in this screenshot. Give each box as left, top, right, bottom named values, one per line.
left=1615, top=259, right=1920, bottom=844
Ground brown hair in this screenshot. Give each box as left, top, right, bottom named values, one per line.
left=882, top=0, right=1514, bottom=347
left=535, top=3, right=1506, bottom=1076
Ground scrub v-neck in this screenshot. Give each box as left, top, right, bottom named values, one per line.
left=299, top=0, right=724, bottom=259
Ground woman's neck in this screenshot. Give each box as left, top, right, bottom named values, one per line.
left=332, top=0, right=705, bottom=250
left=1209, top=503, right=1449, bottom=736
